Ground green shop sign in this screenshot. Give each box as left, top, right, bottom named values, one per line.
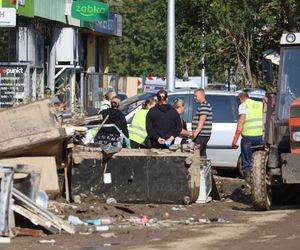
left=71, top=1, right=109, bottom=22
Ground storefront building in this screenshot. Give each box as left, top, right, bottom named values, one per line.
left=0, top=0, right=122, bottom=111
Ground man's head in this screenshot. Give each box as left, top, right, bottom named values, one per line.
left=194, top=88, right=206, bottom=103
left=238, top=92, right=249, bottom=104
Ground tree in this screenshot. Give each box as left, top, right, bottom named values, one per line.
left=109, top=0, right=167, bottom=76
left=109, top=0, right=299, bottom=87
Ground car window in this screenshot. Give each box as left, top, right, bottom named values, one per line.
left=120, top=92, right=155, bottom=115
left=191, top=95, right=237, bottom=123
left=167, top=94, right=190, bottom=122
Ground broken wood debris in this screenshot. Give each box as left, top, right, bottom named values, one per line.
left=12, top=188, right=75, bottom=235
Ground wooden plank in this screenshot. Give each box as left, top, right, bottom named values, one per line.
left=12, top=204, right=59, bottom=234
left=12, top=188, right=75, bottom=234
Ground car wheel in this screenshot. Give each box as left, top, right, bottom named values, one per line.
left=237, top=155, right=244, bottom=178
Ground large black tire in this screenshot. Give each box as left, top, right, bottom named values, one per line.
left=251, top=151, right=272, bottom=211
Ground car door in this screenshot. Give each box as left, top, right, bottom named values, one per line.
left=190, top=94, right=240, bottom=168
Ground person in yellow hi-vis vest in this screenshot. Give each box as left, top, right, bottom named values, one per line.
left=232, top=91, right=263, bottom=183
left=129, top=98, right=156, bottom=148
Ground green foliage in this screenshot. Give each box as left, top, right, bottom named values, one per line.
left=109, top=0, right=300, bottom=87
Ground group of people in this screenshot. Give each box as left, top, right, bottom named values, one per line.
left=95, top=88, right=264, bottom=182
left=95, top=88, right=213, bottom=157
left=128, top=88, right=213, bottom=158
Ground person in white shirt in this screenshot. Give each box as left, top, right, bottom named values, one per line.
left=100, top=90, right=116, bottom=112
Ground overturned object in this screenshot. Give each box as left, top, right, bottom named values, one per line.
left=0, top=99, right=66, bottom=158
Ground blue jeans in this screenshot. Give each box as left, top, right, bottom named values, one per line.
left=241, top=136, right=263, bottom=175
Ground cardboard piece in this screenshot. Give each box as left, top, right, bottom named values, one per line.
left=0, top=157, right=59, bottom=194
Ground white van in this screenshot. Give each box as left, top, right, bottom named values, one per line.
left=120, top=90, right=264, bottom=174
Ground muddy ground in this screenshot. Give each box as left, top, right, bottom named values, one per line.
left=4, top=175, right=261, bottom=250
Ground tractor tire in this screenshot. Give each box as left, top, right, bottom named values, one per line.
left=251, top=151, right=272, bottom=211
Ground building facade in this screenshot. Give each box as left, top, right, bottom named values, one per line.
left=0, top=0, right=122, bottom=112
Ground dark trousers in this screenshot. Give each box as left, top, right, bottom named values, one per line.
left=194, top=136, right=210, bottom=157
left=241, top=135, right=263, bottom=175
left=130, top=139, right=151, bottom=149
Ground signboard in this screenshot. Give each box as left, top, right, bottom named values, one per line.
left=82, top=12, right=122, bottom=37
left=10, top=0, right=26, bottom=6
left=71, top=1, right=109, bottom=22
left=2, top=0, right=34, bottom=17
left=0, top=64, right=29, bottom=108
left=0, top=8, right=16, bottom=27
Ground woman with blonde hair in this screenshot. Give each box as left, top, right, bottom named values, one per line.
left=172, top=98, right=192, bottom=138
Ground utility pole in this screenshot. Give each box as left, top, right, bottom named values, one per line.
left=167, top=0, right=175, bottom=92
left=201, top=31, right=205, bottom=89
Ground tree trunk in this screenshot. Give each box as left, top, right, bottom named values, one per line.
left=280, top=0, right=299, bottom=32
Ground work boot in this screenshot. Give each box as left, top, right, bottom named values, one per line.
left=243, top=171, right=251, bottom=184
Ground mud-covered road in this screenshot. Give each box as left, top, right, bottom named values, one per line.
left=5, top=176, right=300, bottom=250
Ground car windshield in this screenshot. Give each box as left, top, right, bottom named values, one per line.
left=278, top=47, right=300, bottom=120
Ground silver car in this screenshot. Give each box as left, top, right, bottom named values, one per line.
left=120, top=89, right=264, bottom=174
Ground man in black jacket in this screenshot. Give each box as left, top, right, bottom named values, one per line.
left=146, top=90, right=182, bottom=148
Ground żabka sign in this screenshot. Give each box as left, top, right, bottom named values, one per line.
left=71, top=1, right=109, bottom=22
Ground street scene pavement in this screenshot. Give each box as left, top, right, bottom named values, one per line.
left=5, top=175, right=300, bottom=250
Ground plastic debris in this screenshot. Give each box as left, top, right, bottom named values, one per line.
left=35, top=191, right=49, bottom=209
left=209, top=217, right=231, bottom=224
left=126, top=215, right=149, bottom=224
left=106, top=197, right=117, bottom=204
left=39, top=239, right=56, bottom=244
left=198, top=219, right=211, bottom=224
left=100, top=233, right=117, bottom=238
left=95, top=226, right=110, bottom=231
left=68, top=215, right=87, bottom=225
left=171, top=207, right=187, bottom=211
left=85, top=217, right=116, bottom=226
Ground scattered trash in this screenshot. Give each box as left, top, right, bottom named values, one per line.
left=209, top=217, right=231, bottom=224
left=148, top=218, right=158, bottom=224
left=79, top=232, right=92, bottom=235
left=68, top=215, right=87, bottom=225
left=73, top=195, right=81, bottom=204
left=35, top=191, right=49, bottom=209
left=85, top=217, right=116, bottom=226
left=172, top=207, right=187, bottom=211
left=106, top=197, right=117, bottom=204
left=100, top=233, right=117, bottom=238
left=198, top=219, right=211, bottom=224
left=163, top=212, right=170, bottom=219
left=126, top=215, right=149, bottom=224
left=95, top=226, right=110, bottom=231
left=39, top=239, right=56, bottom=244
left=0, top=237, right=11, bottom=244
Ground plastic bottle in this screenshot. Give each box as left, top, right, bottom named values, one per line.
left=85, top=217, right=116, bottom=226
left=127, top=215, right=149, bottom=224
left=164, top=139, right=172, bottom=148
left=68, top=215, right=87, bottom=225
